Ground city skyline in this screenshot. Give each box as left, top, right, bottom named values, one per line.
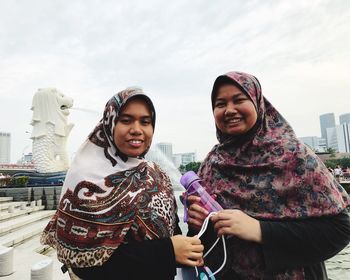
left=300, top=112, right=350, bottom=153
left=1, top=1, right=350, bottom=162
left=2, top=106, right=349, bottom=164
left=5, top=108, right=350, bottom=164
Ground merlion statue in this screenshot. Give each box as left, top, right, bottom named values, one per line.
left=30, top=88, right=74, bottom=173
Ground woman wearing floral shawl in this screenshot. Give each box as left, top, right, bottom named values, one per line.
left=41, top=87, right=204, bottom=280
left=187, top=72, right=350, bottom=279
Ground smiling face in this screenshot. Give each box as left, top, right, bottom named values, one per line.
left=113, top=98, right=154, bottom=157
left=213, top=84, right=257, bottom=136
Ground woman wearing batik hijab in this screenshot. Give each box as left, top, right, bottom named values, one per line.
left=186, top=72, right=350, bottom=279
left=41, top=88, right=204, bottom=280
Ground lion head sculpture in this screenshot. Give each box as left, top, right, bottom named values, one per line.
left=31, top=88, right=74, bottom=173
left=31, top=88, right=74, bottom=138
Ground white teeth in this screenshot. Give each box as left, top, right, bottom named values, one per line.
left=226, top=118, right=241, bottom=123
left=129, top=140, right=142, bottom=144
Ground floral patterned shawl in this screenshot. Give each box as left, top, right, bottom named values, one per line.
left=41, top=88, right=177, bottom=268
left=198, top=72, right=350, bottom=279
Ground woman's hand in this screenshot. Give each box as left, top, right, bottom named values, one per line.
left=210, top=209, right=262, bottom=243
left=170, top=235, right=204, bottom=267
left=187, top=195, right=209, bottom=232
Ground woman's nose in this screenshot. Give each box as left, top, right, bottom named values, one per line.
left=130, top=122, right=142, bottom=135
left=225, top=102, right=237, bottom=115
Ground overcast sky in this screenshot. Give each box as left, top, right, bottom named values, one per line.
left=1, top=0, right=350, bottom=163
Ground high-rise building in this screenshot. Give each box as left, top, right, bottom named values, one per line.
left=172, top=154, right=182, bottom=168
left=326, top=127, right=339, bottom=151
left=339, top=113, right=350, bottom=125
left=180, top=152, right=196, bottom=166
left=319, top=113, right=335, bottom=146
left=326, top=124, right=350, bottom=153
left=173, top=152, right=197, bottom=168
left=336, top=124, right=350, bottom=153
left=17, top=152, right=33, bottom=164
left=156, top=142, right=173, bottom=162
left=299, top=136, right=327, bottom=152
left=0, top=132, right=11, bottom=163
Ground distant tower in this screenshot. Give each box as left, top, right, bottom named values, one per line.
left=337, top=124, right=350, bottom=153
left=339, top=113, right=350, bottom=125
left=327, top=124, right=350, bottom=153
left=156, top=142, right=173, bottom=162
left=319, top=113, right=335, bottom=146
left=299, top=136, right=326, bottom=152
left=0, top=132, right=11, bottom=163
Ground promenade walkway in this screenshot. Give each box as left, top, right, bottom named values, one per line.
left=0, top=190, right=349, bottom=280
left=0, top=196, right=68, bottom=280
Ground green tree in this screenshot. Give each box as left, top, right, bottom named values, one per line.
left=325, top=157, right=350, bottom=169
left=10, top=176, right=29, bottom=187
left=325, top=147, right=337, bottom=158
left=339, top=157, right=350, bottom=168
left=179, top=161, right=202, bottom=173
left=179, top=164, right=186, bottom=174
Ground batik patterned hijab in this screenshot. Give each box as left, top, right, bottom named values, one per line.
left=41, top=88, right=177, bottom=268
left=198, top=72, right=350, bottom=279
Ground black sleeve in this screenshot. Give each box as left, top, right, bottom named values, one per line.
left=261, top=210, right=350, bottom=272
left=187, top=226, right=197, bottom=237
left=174, top=213, right=182, bottom=235
left=73, top=214, right=182, bottom=280
left=73, top=238, right=176, bottom=280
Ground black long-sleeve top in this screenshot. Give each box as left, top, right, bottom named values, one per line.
left=193, top=210, right=350, bottom=280
left=73, top=238, right=177, bottom=280
left=72, top=210, right=350, bottom=280
left=261, top=209, right=350, bottom=279
left=72, top=216, right=182, bottom=280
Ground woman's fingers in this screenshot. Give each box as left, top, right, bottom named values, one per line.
left=209, top=210, right=263, bottom=243
left=197, top=258, right=204, bottom=267
left=217, top=227, right=231, bottom=236
left=189, top=243, right=203, bottom=264
left=189, top=237, right=202, bottom=245
left=211, top=210, right=235, bottom=222
left=175, top=236, right=204, bottom=267
left=188, top=203, right=208, bottom=224
left=187, top=203, right=208, bottom=231
left=189, top=203, right=209, bottom=216
left=188, top=218, right=202, bottom=228
left=186, top=195, right=209, bottom=231
left=188, top=251, right=203, bottom=260
left=213, top=219, right=232, bottom=231
left=187, top=195, right=201, bottom=203
left=191, top=244, right=204, bottom=252
left=185, top=258, right=203, bottom=267
left=187, top=238, right=203, bottom=260
left=187, top=196, right=208, bottom=215
left=172, top=235, right=204, bottom=266
left=188, top=208, right=207, bottom=221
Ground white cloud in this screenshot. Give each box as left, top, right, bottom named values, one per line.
left=0, top=0, right=349, bottom=163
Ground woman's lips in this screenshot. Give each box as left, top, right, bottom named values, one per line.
left=127, top=139, right=143, bottom=148
left=224, top=117, right=242, bottom=126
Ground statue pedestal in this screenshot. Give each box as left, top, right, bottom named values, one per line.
left=12, top=171, right=66, bottom=187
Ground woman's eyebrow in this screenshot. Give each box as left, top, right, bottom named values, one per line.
left=119, top=114, right=132, bottom=118
left=215, top=98, right=226, bottom=103
left=232, top=92, right=245, bottom=98
left=120, top=114, right=152, bottom=118
left=215, top=92, right=245, bottom=102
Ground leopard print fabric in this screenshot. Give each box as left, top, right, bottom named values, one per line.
left=41, top=161, right=177, bottom=267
